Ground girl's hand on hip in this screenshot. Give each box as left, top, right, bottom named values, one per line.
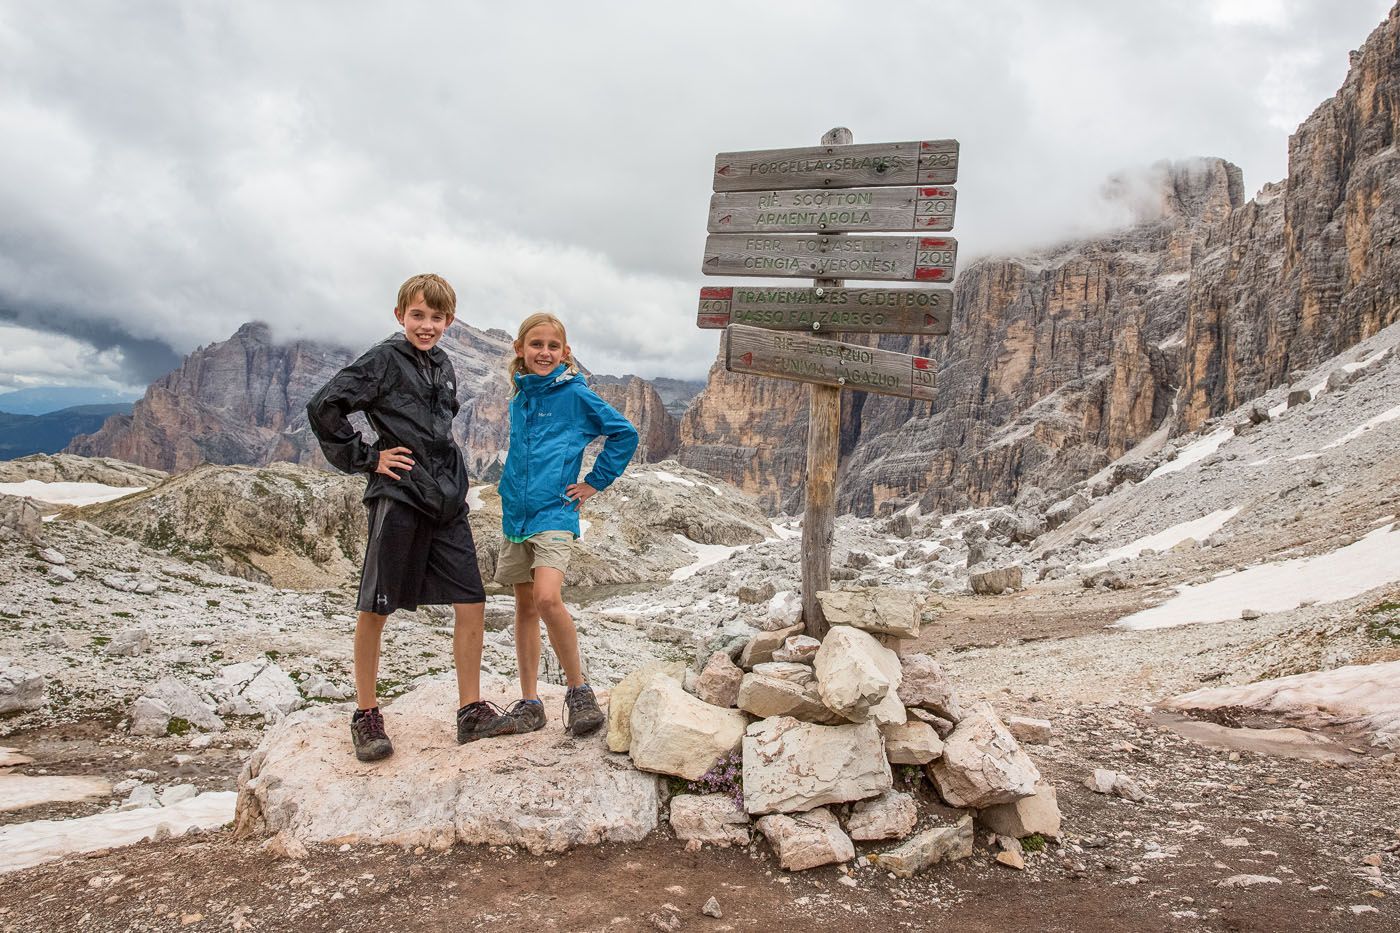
left=564, top=482, right=597, bottom=509
left=376, top=447, right=414, bottom=480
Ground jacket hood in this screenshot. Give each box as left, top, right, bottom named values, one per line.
left=514, top=365, right=579, bottom=395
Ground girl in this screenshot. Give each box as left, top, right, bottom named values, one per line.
left=458, top=312, right=639, bottom=741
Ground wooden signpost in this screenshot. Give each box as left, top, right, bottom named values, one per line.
left=702, top=233, right=958, bottom=281
left=727, top=324, right=937, bottom=401
left=697, top=128, right=960, bottom=639
left=697, top=286, right=951, bottom=334
left=709, top=185, right=956, bottom=233
left=713, top=139, right=959, bottom=191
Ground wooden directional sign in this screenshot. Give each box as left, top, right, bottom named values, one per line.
left=713, top=140, right=958, bottom=191
left=708, top=186, right=956, bottom=234
left=697, top=286, right=951, bottom=335
left=702, top=234, right=957, bottom=282
left=726, top=324, right=936, bottom=401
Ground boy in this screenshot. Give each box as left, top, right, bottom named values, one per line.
left=306, top=273, right=500, bottom=761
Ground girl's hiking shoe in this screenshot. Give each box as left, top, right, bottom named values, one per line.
left=563, top=684, right=605, bottom=736
left=350, top=707, right=393, bottom=762
left=457, top=700, right=511, bottom=743
left=506, top=698, right=546, bottom=734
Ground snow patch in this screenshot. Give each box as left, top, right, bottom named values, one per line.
left=1144, top=427, right=1233, bottom=480
left=466, top=484, right=491, bottom=512
left=0, top=791, right=237, bottom=873
left=1112, top=523, right=1400, bottom=630
left=1087, top=508, right=1240, bottom=568
left=0, top=481, right=146, bottom=507
left=669, top=534, right=745, bottom=581
left=0, top=774, right=111, bottom=813
left=1318, top=402, right=1400, bottom=450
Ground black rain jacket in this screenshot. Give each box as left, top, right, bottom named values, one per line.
left=306, top=334, right=469, bottom=522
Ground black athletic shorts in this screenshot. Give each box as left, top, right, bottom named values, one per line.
left=356, top=497, right=486, bottom=614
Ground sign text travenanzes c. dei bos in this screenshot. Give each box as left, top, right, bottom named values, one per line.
left=713, top=139, right=958, bottom=191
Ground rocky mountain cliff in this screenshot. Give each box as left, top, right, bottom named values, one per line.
left=67, top=322, right=677, bottom=478
left=682, top=6, right=1400, bottom=515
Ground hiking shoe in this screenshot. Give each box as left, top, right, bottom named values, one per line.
left=507, top=698, right=546, bottom=734
left=563, top=684, right=605, bottom=737
left=350, top=708, right=393, bottom=762
left=456, top=699, right=511, bottom=744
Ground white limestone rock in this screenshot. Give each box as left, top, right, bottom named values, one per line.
left=0, top=494, right=42, bottom=543
left=128, top=696, right=173, bottom=737
left=37, top=547, right=66, bottom=566
left=235, top=676, right=661, bottom=855
left=215, top=660, right=303, bottom=720
left=879, top=719, right=944, bottom=765
left=300, top=674, right=354, bottom=702
left=49, top=565, right=77, bottom=583
left=846, top=790, right=917, bottom=841
left=668, top=794, right=749, bottom=847
left=629, top=677, right=748, bottom=781
left=926, top=703, right=1041, bottom=809
left=160, top=784, right=198, bottom=807
left=868, top=814, right=974, bottom=877
left=0, top=659, right=45, bottom=714
left=742, top=717, right=890, bottom=815
left=772, top=635, right=820, bottom=664
left=105, top=629, right=151, bottom=657
left=760, top=590, right=803, bottom=631
left=813, top=626, right=904, bottom=725
left=150, top=676, right=225, bottom=732
left=978, top=781, right=1062, bottom=839
left=897, top=654, right=963, bottom=723
left=694, top=652, right=744, bottom=709
left=736, top=671, right=845, bottom=725
left=816, top=588, right=921, bottom=638
left=605, top=661, right=685, bottom=753
left=755, top=807, right=854, bottom=871
left=1007, top=716, right=1052, bottom=744
left=739, top=622, right=805, bottom=669
left=1084, top=769, right=1146, bottom=802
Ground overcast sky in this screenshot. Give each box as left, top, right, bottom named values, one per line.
left=0, top=0, right=1392, bottom=390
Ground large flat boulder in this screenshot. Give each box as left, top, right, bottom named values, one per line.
left=926, top=703, right=1041, bottom=808
left=736, top=671, right=845, bottom=725
left=629, top=677, right=748, bottom=780
left=0, top=659, right=45, bottom=715
left=813, top=626, right=904, bottom=724
left=743, top=716, right=890, bottom=815
left=816, top=588, right=921, bottom=638
left=739, top=622, right=805, bottom=669
left=978, top=781, right=1061, bottom=839
left=235, top=677, right=661, bottom=856
left=869, top=814, right=973, bottom=877
left=668, top=793, right=749, bottom=847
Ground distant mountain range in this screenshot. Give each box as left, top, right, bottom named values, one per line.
left=0, top=404, right=134, bottom=458
left=0, top=386, right=141, bottom=416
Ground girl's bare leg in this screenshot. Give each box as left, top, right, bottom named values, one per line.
left=531, top=567, right=585, bottom=688
left=513, top=582, right=543, bottom=700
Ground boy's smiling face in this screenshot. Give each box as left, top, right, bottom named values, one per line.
left=395, top=292, right=452, bottom=351
left=516, top=323, right=569, bottom=376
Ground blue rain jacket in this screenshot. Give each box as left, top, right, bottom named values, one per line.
left=499, top=365, right=639, bottom=539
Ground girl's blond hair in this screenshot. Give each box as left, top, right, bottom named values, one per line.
left=508, top=312, right=579, bottom=392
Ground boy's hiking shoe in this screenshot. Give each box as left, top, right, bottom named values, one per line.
left=506, top=698, right=546, bottom=734
left=457, top=700, right=511, bottom=743
left=350, top=708, right=393, bottom=762
left=563, top=684, right=605, bottom=737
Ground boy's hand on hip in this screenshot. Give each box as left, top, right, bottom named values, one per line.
left=564, top=482, right=597, bottom=509
left=376, top=447, right=415, bottom=480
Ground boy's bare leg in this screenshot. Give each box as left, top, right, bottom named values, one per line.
left=452, top=602, right=486, bottom=709
left=532, top=567, right=585, bottom=688
left=354, top=611, right=389, bottom=709
left=513, top=582, right=542, bottom=700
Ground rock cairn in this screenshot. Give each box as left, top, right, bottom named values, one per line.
left=610, top=586, right=1061, bottom=874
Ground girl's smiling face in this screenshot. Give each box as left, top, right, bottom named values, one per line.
left=516, top=323, right=570, bottom=377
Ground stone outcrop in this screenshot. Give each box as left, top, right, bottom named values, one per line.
left=742, top=717, right=890, bottom=815
left=0, top=495, right=42, bottom=544
left=235, top=677, right=661, bottom=855
left=590, top=375, right=679, bottom=462
left=680, top=7, right=1400, bottom=514
left=0, top=452, right=166, bottom=486
left=0, top=659, right=45, bottom=714
left=605, top=661, right=686, bottom=754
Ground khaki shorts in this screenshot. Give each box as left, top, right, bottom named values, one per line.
left=494, top=531, right=575, bottom=585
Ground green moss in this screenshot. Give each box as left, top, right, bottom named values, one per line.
left=166, top=717, right=192, bottom=737
left=206, top=599, right=220, bottom=608
left=1022, top=833, right=1047, bottom=853
left=265, top=650, right=280, bottom=661
left=91, top=636, right=111, bottom=647
left=111, top=610, right=133, bottom=619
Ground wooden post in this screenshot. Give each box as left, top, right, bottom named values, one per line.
left=802, top=126, right=853, bottom=641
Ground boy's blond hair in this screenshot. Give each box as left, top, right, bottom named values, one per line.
left=396, top=273, right=457, bottom=317
left=508, top=312, right=580, bottom=392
